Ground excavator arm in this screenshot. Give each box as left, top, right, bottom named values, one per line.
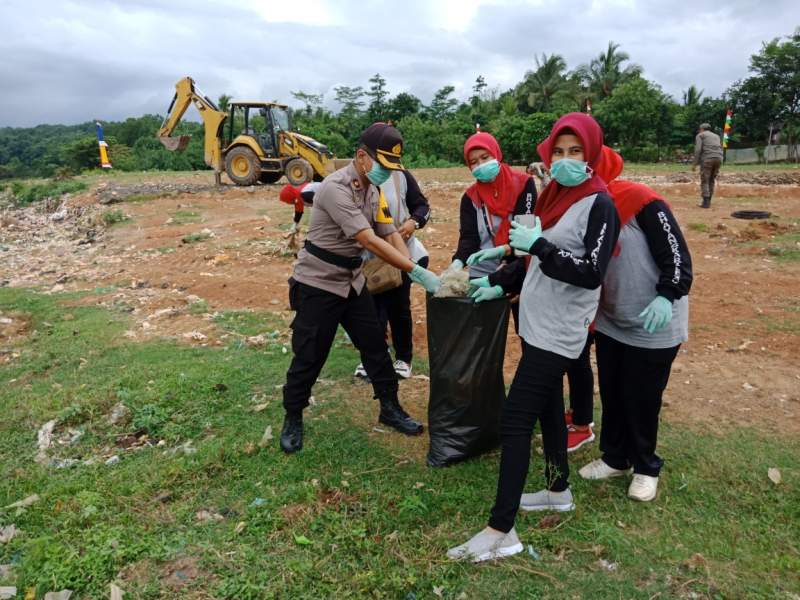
left=158, top=77, right=227, bottom=182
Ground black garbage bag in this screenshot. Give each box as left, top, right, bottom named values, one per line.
left=426, top=295, right=510, bottom=467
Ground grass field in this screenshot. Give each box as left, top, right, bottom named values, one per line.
left=1, top=288, right=798, bottom=599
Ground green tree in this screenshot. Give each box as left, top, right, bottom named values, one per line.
left=516, top=53, right=575, bottom=113
left=594, top=78, right=671, bottom=151
left=366, top=73, right=389, bottom=122
left=489, top=112, right=559, bottom=163
left=682, top=85, right=704, bottom=107
left=673, top=96, right=729, bottom=147
left=577, top=41, right=642, bottom=100
left=334, top=86, right=365, bottom=119
left=290, top=91, right=323, bottom=116
left=386, top=92, right=422, bottom=123
left=217, top=94, right=232, bottom=113
left=60, top=136, right=101, bottom=172
left=426, top=86, right=458, bottom=122
left=471, top=75, right=488, bottom=106
left=728, top=28, right=800, bottom=147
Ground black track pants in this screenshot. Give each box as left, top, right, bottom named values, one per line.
left=595, top=331, right=680, bottom=477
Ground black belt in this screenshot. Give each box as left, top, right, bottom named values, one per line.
left=304, top=241, right=363, bottom=270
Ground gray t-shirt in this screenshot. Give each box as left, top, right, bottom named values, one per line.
left=519, top=195, right=606, bottom=359
left=595, top=218, right=689, bottom=349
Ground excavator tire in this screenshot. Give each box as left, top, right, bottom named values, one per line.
left=259, top=172, right=282, bottom=184
left=225, top=146, right=260, bottom=186
left=285, top=158, right=313, bottom=186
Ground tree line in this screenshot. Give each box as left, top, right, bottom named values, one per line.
left=0, top=30, right=797, bottom=180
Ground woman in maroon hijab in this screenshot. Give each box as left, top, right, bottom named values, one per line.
left=447, top=132, right=536, bottom=289
left=448, top=113, right=621, bottom=562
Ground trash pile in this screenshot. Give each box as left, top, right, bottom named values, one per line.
left=434, top=268, right=470, bottom=298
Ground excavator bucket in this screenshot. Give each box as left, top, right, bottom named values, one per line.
left=159, top=135, right=191, bottom=152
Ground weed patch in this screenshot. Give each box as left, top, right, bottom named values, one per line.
left=181, top=229, right=213, bottom=244
left=766, top=231, right=800, bottom=261
left=124, top=193, right=161, bottom=203
left=169, top=210, right=202, bottom=225
left=11, top=180, right=88, bottom=206
left=102, top=208, right=129, bottom=225
left=688, top=222, right=709, bottom=233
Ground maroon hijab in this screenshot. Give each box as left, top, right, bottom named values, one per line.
left=464, top=132, right=530, bottom=245
left=535, top=113, right=608, bottom=230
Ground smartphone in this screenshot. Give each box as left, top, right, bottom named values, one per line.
left=512, top=214, right=537, bottom=256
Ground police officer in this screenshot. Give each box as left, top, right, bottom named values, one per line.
left=280, top=123, right=442, bottom=454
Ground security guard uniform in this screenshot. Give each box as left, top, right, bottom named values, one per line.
left=280, top=124, right=424, bottom=453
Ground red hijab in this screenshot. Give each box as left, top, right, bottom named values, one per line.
left=535, top=113, right=608, bottom=230
left=464, top=132, right=530, bottom=245
left=594, top=146, right=665, bottom=227
left=279, top=183, right=308, bottom=211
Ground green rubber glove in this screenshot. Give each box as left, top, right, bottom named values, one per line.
left=466, top=246, right=506, bottom=266
left=639, top=296, right=673, bottom=334
left=410, top=264, right=442, bottom=294
left=470, top=276, right=491, bottom=288
left=444, top=259, right=464, bottom=274
left=509, top=217, right=542, bottom=253
left=470, top=285, right=504, bottom=303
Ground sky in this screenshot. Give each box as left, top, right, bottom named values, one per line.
left=0, top=0, right=798, bottom=127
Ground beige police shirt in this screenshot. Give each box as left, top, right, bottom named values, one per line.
left=292, top=161, right=397, bottom=298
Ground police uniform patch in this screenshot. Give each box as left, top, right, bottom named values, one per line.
left=376, top=189, right=394, bottom=224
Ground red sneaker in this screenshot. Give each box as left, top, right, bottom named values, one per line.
left=567, top=425, right=595, bottom=453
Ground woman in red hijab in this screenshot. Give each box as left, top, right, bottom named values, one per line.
left=578, top=146, right=692, bottom=502
left=446, top=132, right=536, bottom=299
left=448, top=113, right=621, bottom=562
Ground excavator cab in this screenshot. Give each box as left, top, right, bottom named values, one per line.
left=228, top=104, right=273, bottom=154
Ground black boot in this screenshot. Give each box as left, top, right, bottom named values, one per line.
left=378, top=397, right=423, bottom=435
left=699, top=196, right=711, bottom=208
left=280, top=412, right=304, bottom=453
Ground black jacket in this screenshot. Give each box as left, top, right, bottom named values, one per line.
left=403, top=171, right=431, bottom=229
left=490, top=191, right=621, bottom=293
left=452, top=177, right=538, bottom=264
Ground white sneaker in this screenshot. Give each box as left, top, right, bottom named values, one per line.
left=579, top=458, right=632, bottom=481
left=628, top=474, right=659, bottom=502
left=354, top=363, right=367, bottom=378
left=446, top=527, right=523, bottom=563
left=519, top=488, right=575, bottom=512
left=393, top=359, right=412, bottom=379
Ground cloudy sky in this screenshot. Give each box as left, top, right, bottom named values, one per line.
left=1, top=0, right=798, bottom=127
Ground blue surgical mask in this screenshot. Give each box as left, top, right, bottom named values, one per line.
left=550, top=158, right=590, bottom=187
left=366, top=160, right=391, bottom=186
left=471, top=159, right=500, bottom=183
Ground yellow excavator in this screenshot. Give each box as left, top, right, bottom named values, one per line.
left=158, top=77, right=338, bottom=186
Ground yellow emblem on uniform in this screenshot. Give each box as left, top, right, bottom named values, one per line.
left=391, top=143, right=401, bottom=155
left=376, top=189, right=394, bottom=224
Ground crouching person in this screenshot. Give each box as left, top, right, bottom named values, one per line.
left=280, top=123, right=442, bottom=454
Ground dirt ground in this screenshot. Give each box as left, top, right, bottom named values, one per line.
left=2, top=167, right=799, bottom=433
